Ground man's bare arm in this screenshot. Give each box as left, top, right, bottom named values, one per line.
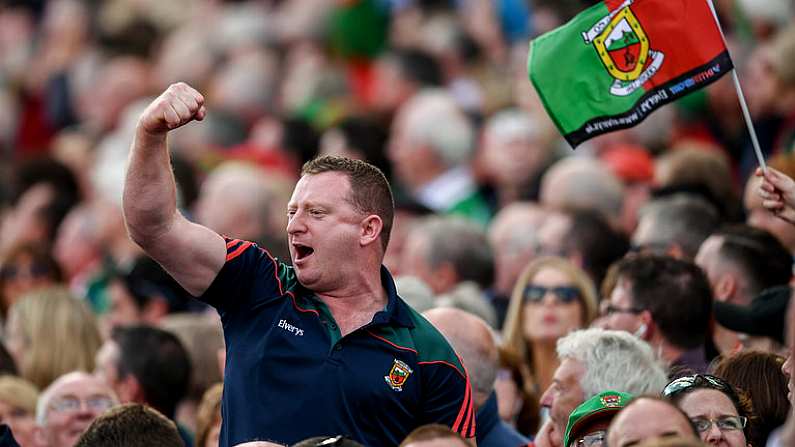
left=123, top=83, right=226, bottom=296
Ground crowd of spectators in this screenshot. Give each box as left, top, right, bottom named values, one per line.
left=1, top=0, right=795, bottom=446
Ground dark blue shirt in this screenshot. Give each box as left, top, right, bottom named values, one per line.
left=202, top=238, right=475, bottom=446
left=476, top=392, right=530, bottom=447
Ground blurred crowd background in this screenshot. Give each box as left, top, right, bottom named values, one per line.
left=1, top=0, right=795, bottom=446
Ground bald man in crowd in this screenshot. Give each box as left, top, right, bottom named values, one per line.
left=424, top=308, right=528, bottom=447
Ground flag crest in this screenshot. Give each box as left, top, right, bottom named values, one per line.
left=529, top=0, right=732, bottom=147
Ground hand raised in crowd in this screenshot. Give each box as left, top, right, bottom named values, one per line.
left=756, top=167, right=795, bottom=224
left=138, top=82, right=206, bottom=136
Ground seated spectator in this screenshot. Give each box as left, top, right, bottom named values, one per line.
left=5, top=286, right=102, bottom=389
left=563, top=390, right=633, bottom=447
left=712, top=351, right=790, bottom=447
left=0, top=242, right=62, bottom=320
left=34, top=371, right=118, bottom=447
left=194, top=383, right=222, bottom=447
left=424, top=308, right=529, bottom=446
left=607, top=396, right=700, bottom=447
left=695, top=224, right=793, bottom=353
left=502, top=257, right=598, bottom=400
left=713, top=285, right=790, bottom=353
left=399, top=424, right=470, bottom=447
left=632, top=194, right=720, bottom=261
left=0, top=375, right=38, bottom=447
left=536, top=329, right=668, bottom=447
left=486, top=202, right=546, bottom=326
left=94, top=325, right=191, bottom=446
left=400, top=215, right=494, bottom=296
left=105, top=256, right=197, bottom=332
left=663, top=374, right=753, bottom=447
left=75, top=403, right=184, bottom=447
left=603, top=254, right=713, bottom=376
left=539, top=157, right=625, bottom=229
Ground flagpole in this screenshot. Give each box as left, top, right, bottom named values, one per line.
left=705, top=0, right=767, bottom=172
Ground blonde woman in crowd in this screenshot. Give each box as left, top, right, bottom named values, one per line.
left=4, top=286, right=102, bottom=389
left=501, top=257, right=597, bottom=416
left=0, top=375, right=38, bottom=446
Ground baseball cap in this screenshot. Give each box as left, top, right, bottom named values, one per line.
left=563, top=390, right=634, bottom=447
left=713, top=285, right=791, bottom=344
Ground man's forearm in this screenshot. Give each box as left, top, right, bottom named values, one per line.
left=122, top=128, right=179, bottom=248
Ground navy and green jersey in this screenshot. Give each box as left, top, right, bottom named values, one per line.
left=201, top=238, right=475, bottom=447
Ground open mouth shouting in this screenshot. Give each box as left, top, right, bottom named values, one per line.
left=292, top=242, right=315, bottom=264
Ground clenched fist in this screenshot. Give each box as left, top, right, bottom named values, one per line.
left=138, top=82, right=206, bottom=135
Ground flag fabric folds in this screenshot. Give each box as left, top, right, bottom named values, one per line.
left=529, top=0, right=732, bottom=147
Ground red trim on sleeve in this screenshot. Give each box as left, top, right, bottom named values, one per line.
left=366, top=331, right=419, bottom=354
left=226, top=241, right=253, bottom=261
left=226, top=239, right=241, bottom=249
left=452, top=372, right=473, bottom=435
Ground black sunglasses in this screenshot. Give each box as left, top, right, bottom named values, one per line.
left=662, top=374, right=736, bottom=399
left=523, top=285, right=580, bottom=304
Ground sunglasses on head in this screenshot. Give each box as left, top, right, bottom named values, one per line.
left=661, top=374, right=736, bottom=399
left=523, top=285, right=580, bottom=304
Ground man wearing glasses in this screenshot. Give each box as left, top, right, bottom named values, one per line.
left=602, top=254, right=713, bottom=377
left=33, top=371, right=118, bottom=447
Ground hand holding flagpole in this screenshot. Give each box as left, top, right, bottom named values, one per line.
left=756, top=167, right=795, bottom=224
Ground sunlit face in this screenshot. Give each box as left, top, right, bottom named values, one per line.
left=607, top=398, right=697, bottom=447
left=522, top=267, right=584, bottom=342
left=677, top=389, right=747, bottom=447
left=539, top=358, right=586, bottom=435
left=38, top=375, right=117, bottom=447
left=286, top=172, right=368, bottom=293
left=0, top=400, right=36, bottom=447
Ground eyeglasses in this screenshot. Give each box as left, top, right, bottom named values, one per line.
left=49, top=396, right=115, bottom=415
left=603, top=304, right=644, bottom=315
left=661, top=374, right=735, bottom=399
left=690, top=416, right=747, bottom=433
left=0, top=263, right=51, bottom=281
left=523, top=285, right=580, bottom=304
left=571, top=430, right=605, bottom=447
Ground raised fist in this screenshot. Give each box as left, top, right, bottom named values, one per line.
left=138, top=82, right=206, bottom=135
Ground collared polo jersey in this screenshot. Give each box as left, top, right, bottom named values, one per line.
left=202, top=238, right=475, bottom=447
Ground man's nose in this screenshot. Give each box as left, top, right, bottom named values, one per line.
left=539, top=387, right=553, bottom=408
left=286, top=212, right=305, bottom=234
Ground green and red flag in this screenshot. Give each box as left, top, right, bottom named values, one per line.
left=529, top=0, right=732, bottom=147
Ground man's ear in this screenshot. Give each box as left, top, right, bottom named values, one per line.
left=360, top=215, right=384, bottom=247
left=713, top=274, right=737, bottom=302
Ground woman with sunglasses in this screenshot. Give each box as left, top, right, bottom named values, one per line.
left=501, top=257, right=598, bottom=419
left=662, top=374, right=754, bottom=447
